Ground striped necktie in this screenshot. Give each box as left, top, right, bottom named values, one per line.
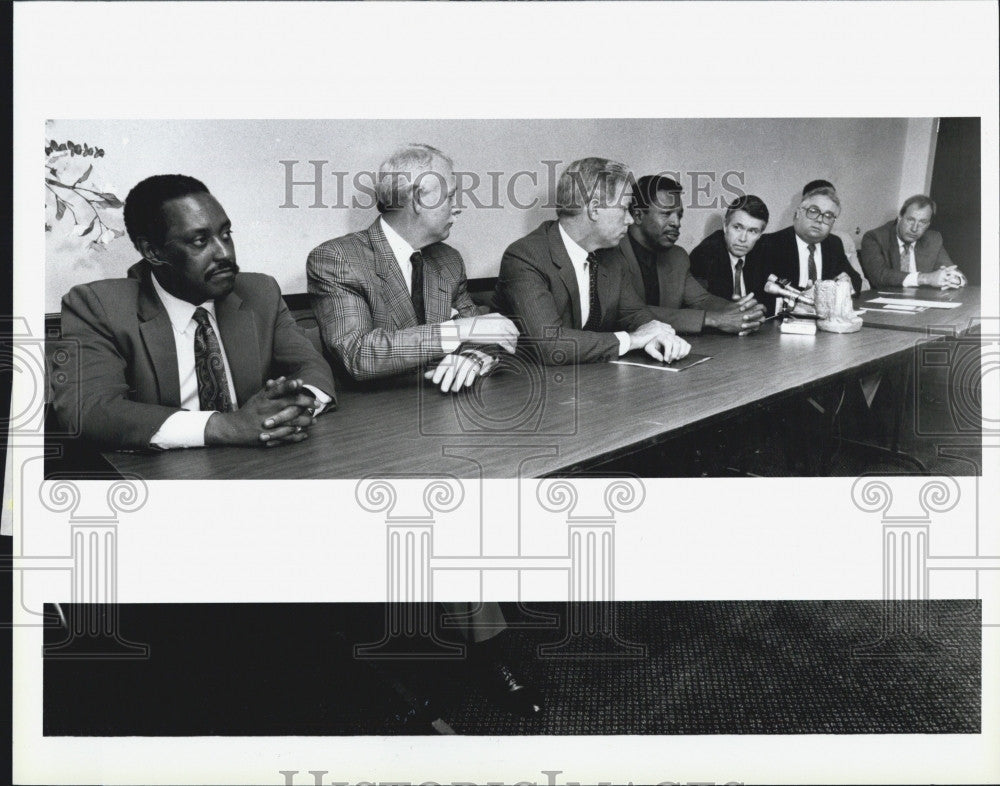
left=807, top=243, right=818, bottom=282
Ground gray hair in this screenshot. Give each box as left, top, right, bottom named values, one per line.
left=556, top=157, right=632, bottom=217
left=900, top=194, right=936, bottom=217
left=376, top=143, right=454, bottom=214
left=800, top=185, right=841, bottom=210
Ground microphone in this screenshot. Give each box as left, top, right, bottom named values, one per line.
left=764, top=274, right=815, bottom=306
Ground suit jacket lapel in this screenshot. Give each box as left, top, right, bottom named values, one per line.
left=547, top=222, right=583, bottom=328
left=889, top=222, right=902, bottom=271
left=216, top=290, right=261, bottom=406
left=134, top=264, right=182, bottom=408
left=369, top=220, right=419, bottom=329
left=421, top=249, right=453, bottom=325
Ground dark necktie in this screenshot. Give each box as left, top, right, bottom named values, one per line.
left=409, top=251, right=425, bottom=325
left=807, top=243, right=818, bottom=282
left=192, top=307, right=233, bottom=413
left=901, top=242, right=913, bottom=272
left=582, top=253, right=601, bottom=331
left=733, top=258, right=745, bottom=297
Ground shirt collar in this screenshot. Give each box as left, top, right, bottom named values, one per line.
left=558, top=222, right=591, bottom=271
left=149, top=271, right=217, bottom=334
left=794, top=233, right=818, bottom=254
left=728, top=251, right=745, bottom=268
left=380, top=216, right=417, bottom=266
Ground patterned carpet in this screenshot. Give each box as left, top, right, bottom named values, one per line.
left=44, top=600, right=980, bottom=736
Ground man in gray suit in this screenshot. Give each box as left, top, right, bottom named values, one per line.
left=494, top=158, right=690, bottom=365
left=859, top=194, right=967, bottom=289
left=307, top=143, right=518, bottom=393
left=610, top=175, right=766, bottom=335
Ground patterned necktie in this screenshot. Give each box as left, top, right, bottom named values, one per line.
left=807, top=243, right=818, bottom=282
left=582, top=253, right=602, bottom=330
left=192, top=307, right=233, bottom=413
left=409, top=251, right=426, bottom=325
left=901, top=242, right=913, bottom=272
left=733, top=258, right=745, bottom=297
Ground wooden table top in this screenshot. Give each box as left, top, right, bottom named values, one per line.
left=102, top=319, right=942, bottom=480
left=857, top=285, right=981, bottom=335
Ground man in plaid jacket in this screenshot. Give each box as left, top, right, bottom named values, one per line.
left=307, top=143, right=518, bottom=393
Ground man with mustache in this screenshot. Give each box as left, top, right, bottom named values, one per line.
left=53, top=174, right=336, bottom=450
left=614, top=175, right=766, bottom=335
left=859, top=194, right=967, bottom=290
left=494, top=158, right=689, bottom=365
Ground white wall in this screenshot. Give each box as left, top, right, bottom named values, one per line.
left=44, top=118, right=937, bottom=311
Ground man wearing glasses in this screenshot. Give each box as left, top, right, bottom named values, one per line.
left=749, top=184, right=862, bottom=310
left=859, top=195, right=967, bottom=290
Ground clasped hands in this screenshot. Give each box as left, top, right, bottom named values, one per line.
left=922, top=265, right=966, bottom=290
left=706, top=293, right=767, bottom=336
left=205, top=376, right=318, bottom=447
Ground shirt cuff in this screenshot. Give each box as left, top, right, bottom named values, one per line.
left=302, top=385, right=333, bottom=415
left=439, top=319, right=460, bottom=353
left=902, top=271, right=920, bottom=287
left=615, top=331, right=630, bottom=356
left=149, top=410, right=215, bottom=449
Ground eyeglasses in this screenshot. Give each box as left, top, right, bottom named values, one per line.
left=801, top=206, right=838, bottom=225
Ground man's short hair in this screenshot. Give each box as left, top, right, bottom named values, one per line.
left=900, top=194, right=937, bottom=217
left=123, top=174, right=210, bottom=248
left=632, top=174, right=683, bottom=212
left=556, top=157, right=633, bottom=217
left=725, top=194, right=770, bottom=225
left=801, top=185, right=841, bottom=209
left=376, top=143, right=454, bottom=214
left=803, top=179, right=835, bottom=196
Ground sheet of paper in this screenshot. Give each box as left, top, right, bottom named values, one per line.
left=611, top=353, right=712, bottom=372
left=868, top=296, right=962, bottom=309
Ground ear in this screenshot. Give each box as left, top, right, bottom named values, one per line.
left=137, top=237, right=167, bottom=267
left=629, top=204, right=644, bottom=223
left=585, top=197, right=601, bottom=222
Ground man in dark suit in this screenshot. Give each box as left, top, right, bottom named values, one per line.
left=616, top=177, right=765, bottom=335
left=859, top=194, right=966, bottom=289
left=690, top=193, right=771, bottom=303
left=749, top=185, right=862, bottom=310
left=307, top=143, right=518, bottom=393
left=54, top=175, right=336, bottom=451
left=493, top=158, right=690, bottom=365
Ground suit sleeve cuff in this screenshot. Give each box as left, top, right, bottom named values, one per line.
left=302, top=385, right=333, bottom=415
left=439, top=320, right=460, bottom=353
left=149, top=411, right=214, bottom=449
left=615, top=331, right=630, bottom=356
left=902, top=271, right=920, bottom=287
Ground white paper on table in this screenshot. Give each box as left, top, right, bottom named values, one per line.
left=868, top=296, right=962, bottom=309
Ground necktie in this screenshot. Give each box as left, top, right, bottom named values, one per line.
left=582, top=253, right=602, bottom=330
left=409, top=251, right=425, bottom=324
left=192, top=307, right=233, bottom=413
left=901, top=242, right=913, bottom=272
left=807, top=243, right=818, bottom=283
left=733, top=258, right=745, bottom=297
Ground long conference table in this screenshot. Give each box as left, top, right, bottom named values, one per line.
left=100, top=287, right=983, bottom=480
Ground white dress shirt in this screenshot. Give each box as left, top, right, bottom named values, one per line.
left=794, top=234, right=823, bottom=288
left=147, top=275, right=331, bottom=449
left=728, top=252, right=746, bottom=298
left=148, top=275, right=238, bottom=449
left=557, top=224, right=630, bottom=356
left=896, top=235, right=920, bottom=287
left=380, top=217, right=460, bottom=352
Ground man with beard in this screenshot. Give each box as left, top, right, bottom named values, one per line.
left=53, top=174, right=336, bottom=451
